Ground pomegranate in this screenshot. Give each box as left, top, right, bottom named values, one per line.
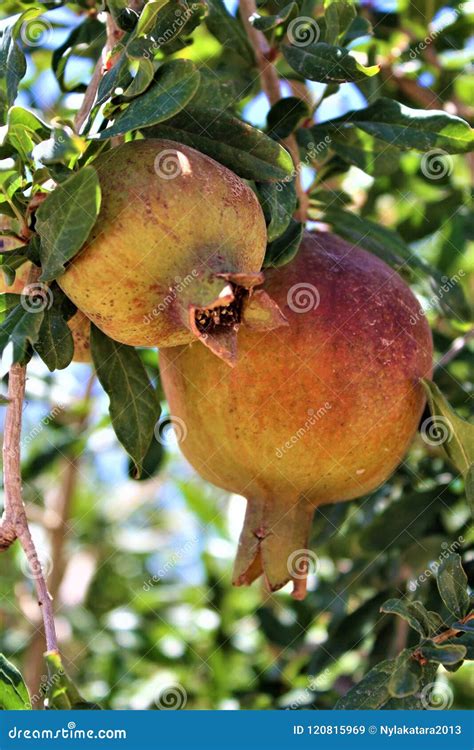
left=159, top=232, right=433, bottom=598
left=0, top=261, right=91, bottom=363
left=58, top=139, right=282, bottom=364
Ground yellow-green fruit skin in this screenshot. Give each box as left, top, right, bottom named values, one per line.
left=159, top=232, right=433, bottom=595
left=58, top=139, right=268, bottom=348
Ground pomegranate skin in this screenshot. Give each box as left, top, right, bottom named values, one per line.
left=159, top=232, right=433, bottom=598
left=57, top=139, right=269, bottom=361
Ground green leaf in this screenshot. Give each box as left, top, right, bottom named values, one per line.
left=0, top=15, right=27, bottom=125
left=7, top=106, right=50, bottom=161
left=263, top=218, right=304, bottom=267
left=421, top=379, right=474, bottom=477
left=449, top=631, right=474, bottom=659
left=36, top=166, right=101, bottom=281
left=0, top=654, right=30, bottom=709
left=51, top=17, right=105, bottom=94
left=205, top=0, right=254, bottom=64
left=345, top=98, right=474, bottom=153
left=301, top=125, right=400, bottom=176
left=419, top=642, right=467, bottom=665
left=381, top=599, right=441, bottom=638
left=148, top=107, right=294, bottom=181
left=99, top=60, right=200, bottom=139
left=0, top=295, right=44, bottom=364
left=90, top=325, right=161, bottom=476
left=335, top=658, right=394, bottom=709
left=34, top=293, right=74, bottom=372
left=44, top=651, right=98, bottom=710
left=252, top=2, right=297, bottom=32
left=436, top=554, right=470, bottom=619
left=388, top=650, right=421, bottom=698
left=267, top=97, right=309, bottom=140
left=324, top=0, right=356, bottom=45
left=282, top=42, right=379, bottom=83
left=466, top=464, right=474, bottom=517
left=134, top=0, right=168, bottom=36
left=257, top=180, right=297, bottom=242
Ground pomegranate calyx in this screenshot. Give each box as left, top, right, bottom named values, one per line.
left=232, top=497, right=315, bottom=599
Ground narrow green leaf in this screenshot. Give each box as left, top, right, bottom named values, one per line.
left=205, top=0, right=254, bottom=63
left=347, top=98, right=474, bottom=153
left=436, top=554, right=470, bottom=619
left=388, top=650, right=421, bottom=698
left=36, top=166, right=101, bottom=281
left=0, top=15, right=27, bottom=125
left=466, top=464, right=474, bottom=517
left=0, top=296, right=44, bottom=363
left=44, top=651, right=98, bottom=710
left=34, top=306, right=74, bottom=372
left=381, top=599, right=441, bottom=638
left=7, top=106, right=50, bottom=161
left=257, top=180, right=297, bottom=242
left=148, top=107, right=294, bottom=181
left=134, top=0, right=168, bottom=36
left=419, top=642, right=467, bottom=665
left=422, top=379, right=474, bottom=477
left=99, top=60, right=200, bottom=139
left=90, top=325, right=161, bottom=475
left=252, top=2, right=297, bottom=32
left=263, top=218, right=304, bottom=267
left=267, top=97, right=309, bottom=140
left=324, top=0, right=356, bottom=45
left=0, top=654, right=30, bottom=710
left=335, top=659, right=394, bottom=709
left=282, top=42, right=379, bottom=83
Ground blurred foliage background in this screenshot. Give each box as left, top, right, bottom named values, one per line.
left=0, top=0, right=473, bottom=710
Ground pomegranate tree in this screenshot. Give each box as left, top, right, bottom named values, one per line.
left=159, top=232, right=433, bottom=599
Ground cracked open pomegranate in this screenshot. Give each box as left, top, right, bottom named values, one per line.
left=159, top=232, right=433, bottom=598
left=0, top=261, right=91, bottom=363
left=58, top=139, right=282, bottom=364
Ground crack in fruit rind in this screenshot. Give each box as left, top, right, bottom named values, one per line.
left=159, top=231, right=434, bottom=599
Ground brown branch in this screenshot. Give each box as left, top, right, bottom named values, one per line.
left=412, top=611, right=474, bottom=664
left=74, top=12, right=126, bottom=133
left=25, top=374, right=95, bottom=704
left=239, top=0, right=309, bottom=222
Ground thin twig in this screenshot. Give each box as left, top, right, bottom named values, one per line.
left=435, top=327, right=474, bottom=371
left=239, top=0, right=309, bottom=222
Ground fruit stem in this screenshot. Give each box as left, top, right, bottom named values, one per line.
left=232, top=494, right=315, bottom=599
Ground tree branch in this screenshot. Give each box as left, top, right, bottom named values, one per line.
left=239, top=0, right=309, bottom=222
left=435, top=327, right=474, bottom=371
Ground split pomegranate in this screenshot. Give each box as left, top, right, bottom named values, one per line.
left=58, top=139, right=282, bottom=364
left=159, top=232, right=433, bottom=598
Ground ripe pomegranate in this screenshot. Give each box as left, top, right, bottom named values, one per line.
left=58, top=139, right=282, bottom=364
left=159, top=232, right=433, bottom=599
left=0, top=262, right=91, bottom=363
